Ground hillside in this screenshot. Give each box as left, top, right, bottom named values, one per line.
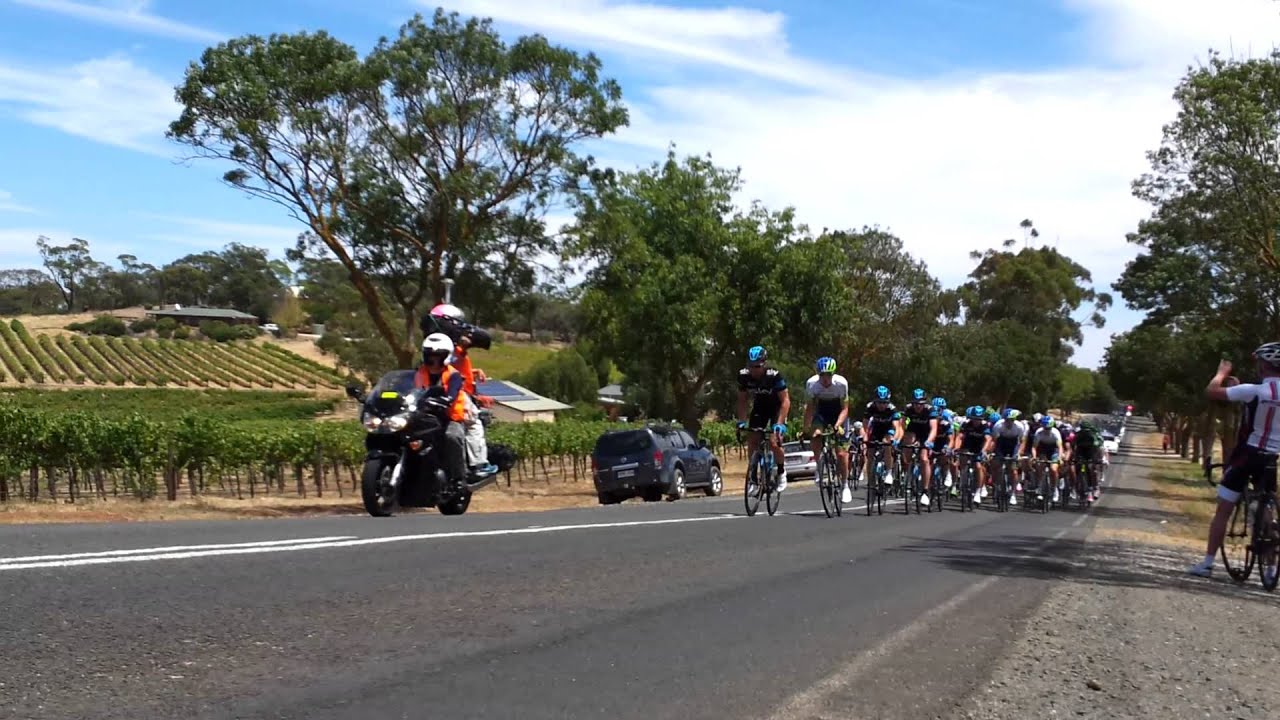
left=0, top=319, right=346, bottom=390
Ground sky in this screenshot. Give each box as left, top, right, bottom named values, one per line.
left=2, top=1, right=1280, bottom=369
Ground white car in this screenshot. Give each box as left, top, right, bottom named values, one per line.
left=783, top=441, right=817, bottom=480
left=1102, top=432, right=1120, bottom=454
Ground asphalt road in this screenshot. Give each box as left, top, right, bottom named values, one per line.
left=0, top=425, right=1141, bottom=720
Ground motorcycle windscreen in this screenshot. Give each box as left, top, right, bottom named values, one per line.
left=366, top=369, right=418, bottom=414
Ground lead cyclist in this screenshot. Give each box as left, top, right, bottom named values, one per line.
left=804, top=357, right=853, bottom=504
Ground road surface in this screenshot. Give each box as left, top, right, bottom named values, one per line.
left=0, top=438, right=1133, bottom=719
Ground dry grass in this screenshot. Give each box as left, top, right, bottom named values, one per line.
left=6, top=308, right=147, bottom=335
left=0, top=456, right=756, bottom=524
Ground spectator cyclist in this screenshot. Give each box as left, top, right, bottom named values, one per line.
left=1189, top=343, right=1280, bottom=579
left=736, top=345, right=792, bottom=493
left=803, top=357, right=854, bottom=504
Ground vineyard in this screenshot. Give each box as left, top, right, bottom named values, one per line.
left=0, top=319, right=346, bottom=389
left=0, top=388, right=751, bottom=503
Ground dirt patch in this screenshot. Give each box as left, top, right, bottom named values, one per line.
left=5, top=308, right=147, bottom=335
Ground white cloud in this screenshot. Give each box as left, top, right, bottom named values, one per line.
left=437, top=0, right=1280, bottom=367
left=0, top=54, right=179, bottom=153
left=12, top=0, right=225, bottom=43
left=0, top=190, right=35, bottom=214
left=0, top=227, right=67, bottom=266
left=134, top=213, right=303, bottom=257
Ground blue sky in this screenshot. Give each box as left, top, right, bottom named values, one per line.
left=2, top=0, right=1279, bottom=368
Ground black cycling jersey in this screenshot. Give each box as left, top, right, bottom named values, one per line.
left=864, top=401, right=900, bottom=439
left=902, top=402, right=937, bottom=439
left=959, top=418, right=990, bottom=452
left=737, top=367, right=787, bottom=422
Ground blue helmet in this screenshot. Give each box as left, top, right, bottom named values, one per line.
left=941, top=409, right=955, bottom=422
left=1040, top=414, right=1054, bottom=428
left=966, top=405, right=984, bottom=419
left=815, top=356, right=836, bottom=373
left=1003, top=408, right=1021, bottom=420
left=875, top=385, right=891, bottom=401
left=931, top=396, right=947, bottom=409
left=911, top=388, right=926, bottom=401
left=747, top=345, right=767, bottom=363
left=987, top=410, right=1000, bottom=423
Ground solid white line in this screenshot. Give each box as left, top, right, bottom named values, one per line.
left=765, top=513, right=1077, bottom=720
left=0, top=536, right=358, bottom=565
left=0, top=516, right=743, bottom=571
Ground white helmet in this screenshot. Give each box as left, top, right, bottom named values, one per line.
left=1255, top=342, right=1280, bottom=367
left=421, top=333, right=454, bottom=364
left=430, top=303, right=465, bottom=320
left=1033, top=412, right=1043, bottom=422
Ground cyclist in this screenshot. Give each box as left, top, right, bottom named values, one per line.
left=1072, top=419, right=1105, bottom=502
left=932, top=398, right=957, bottom=491
left=990, top=408, right=1027, bottom=507
left=1189, top=344, right=1280, bottom=579
left=736, top=345, right=791, bottom=493
left=954, top=406, right=994, bottom=503
left=1029, top=415, right=1064, bottom=504
left=804, top=357, right=853, bottom=504
left=862, top=385, right=904, bottom=485
left=901, top=388, right=939, bottom=507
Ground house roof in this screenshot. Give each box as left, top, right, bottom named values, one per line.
left=476, top=379, right=573, bottom=413
left=147, top=307, right=259, bottom=320
left=598, top=383, right=624, bottom=399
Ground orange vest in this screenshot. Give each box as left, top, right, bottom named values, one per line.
left=413, top=365, right=468, bottom=422
left=453, top=346, right=476, bottom=395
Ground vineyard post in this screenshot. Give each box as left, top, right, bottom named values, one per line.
left=166, top=446, right=177, bottom=501
left=312, top=442, right=323, bottom=498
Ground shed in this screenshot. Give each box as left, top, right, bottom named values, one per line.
left=476, top=379, right=572, bottom=423
left=146, top=306, right=259, bottom=327
left=598, top=383, right=626, bottom=420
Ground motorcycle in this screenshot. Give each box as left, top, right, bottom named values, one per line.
left=347, top=369, right=516, bottom=517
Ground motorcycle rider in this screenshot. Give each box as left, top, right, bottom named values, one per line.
left=427, top=303, right=497, bottom=476
left=413, top=333, right=470, bottom=486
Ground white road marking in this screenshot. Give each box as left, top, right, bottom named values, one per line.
left=0, top=515, right=743, bottom=571
left=0, top=536, right=357, bottom=565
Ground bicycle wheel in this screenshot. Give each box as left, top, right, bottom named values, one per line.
left=849, top=448, right=862, bottom=491
left=1221, top=492, right=1254, bottom=583
left=1039, top=468, right=1051, bottom=514
left=865, top=458, right=876, bottom=516
left=833, top=459, right=844, bottom=517
left=766, top=478, right=781, bottom=516
left=820, top=451, right=837, bottom=518
left=958, top=465, right=971, bottom=512
left=744, top=454, right=763, bottom=517
left=996, top=465, right=1009, bottom=513
left=1253, top=493, right=1280, bottom=591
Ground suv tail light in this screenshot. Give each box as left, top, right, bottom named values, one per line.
left=653, top=450, right=664, bottom=465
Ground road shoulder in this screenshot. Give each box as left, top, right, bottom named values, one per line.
left=953, top=433, right=1280, bottom=719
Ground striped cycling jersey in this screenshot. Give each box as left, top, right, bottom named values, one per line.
left=1225, top=377, right=1280, bottom=453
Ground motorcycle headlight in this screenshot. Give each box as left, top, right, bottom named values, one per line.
left=362, top=415, right=383, bottom=431
left=385, top=413, right=410, bottom=432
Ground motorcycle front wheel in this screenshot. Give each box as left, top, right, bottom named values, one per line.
left=361, top=458, right=400, bottom=517
left=438, top=488, right=472, bottom=516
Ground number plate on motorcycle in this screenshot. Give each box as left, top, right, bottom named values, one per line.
left=380, top=391, right=400, bottom=399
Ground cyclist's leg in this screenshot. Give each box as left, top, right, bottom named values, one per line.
left=1192, top=448, right=1252, bottom=575
left=919, top=444, right=932, bottom=492
left=809, top=424, right=824, bottom=484
left=833, top=422, right=850, bottom=483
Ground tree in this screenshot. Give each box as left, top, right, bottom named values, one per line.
left=570, top=151, right=811, bottom=433
left=1054, top=365, right=1095, bottom=417
left=960, top=243, right=1111, bottom=361
left=516, top=348, right=597, bottom=404
left=271, top=294, right=309, bottom=336
left=36, top=236, right=101, bottom=312
left=168, top=10, right=628, bottom=366
left=0, top=269, right=62, bottom=315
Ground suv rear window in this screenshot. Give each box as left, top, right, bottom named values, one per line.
left=595, top=430, right=653, bottom=456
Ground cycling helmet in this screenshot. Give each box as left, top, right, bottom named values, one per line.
left=987, top=410, right=1000, bottom=423
left=1003, top=408, right=1021, bottom=420
left=1255, top=342, right=1280, bottom=367
left=911, top=388, right=926, bottom=401
left=941, top=409, right=954, bottom=422
left=1039, top=415, right=1054, bottom=428
left=421, top=333, right=454, bottom=364
left=1033, top=412, right=1043, bottom=423
left=931, top=396, right=947, bottom=410
left=816, top=356, right=836, bottom=373
left=852, top=420, right=864, bottom=430
left=747, top=345, right=768, bottom=363
left=966, top=406, right=984, bottom=419
left=429, top=303, right=465, bottom=320
left=875, top=385, right=891, bottom=401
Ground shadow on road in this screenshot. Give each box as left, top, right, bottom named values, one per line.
left=893, top=534, right=1280, bottom=606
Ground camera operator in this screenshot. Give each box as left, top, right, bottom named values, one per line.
left=422, top=304, right=497, bottom=476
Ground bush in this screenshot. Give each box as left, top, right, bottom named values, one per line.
left=490, top=328, right=507, bottom=345
left=562, top=401, right=607, bottom=422
left=515, top=348, right=597, bottom=404
left=66, top=315, right=127, bottom=337
left=534, top=330, right=554, bottom=344
left=156, top=317, right=178, bottom=339
left=173, top=325, right=191, bottom=340
left=129, top=318, right=156, bottom=334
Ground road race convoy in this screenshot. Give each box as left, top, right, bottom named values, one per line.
left=733, top=346, right=1115, bottom=518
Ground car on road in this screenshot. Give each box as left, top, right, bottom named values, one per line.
left=1102, top=430, right=1120, bottom=454
left=783, top=441, right=817, bottom=480
left=592, top=426, right=723, bottom=504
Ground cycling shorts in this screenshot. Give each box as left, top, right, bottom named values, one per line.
left=867, top=422, right=895, bottom=443
left=1034, top=446, right=1061, bottom=463
left=813, top=413, right=851, bottom=447
left=995, top=436, right=1020, bottom=459
left=1220, top=444, right=1279, bottom=503
left=1074, top=445, right=1100, bottom=463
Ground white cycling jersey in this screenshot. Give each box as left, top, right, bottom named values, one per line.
left=1225, top=377, right=1280, bottom=453
left=805, top=374, right=850, bottom=404
left=991, top=418, right=1027, bottom=440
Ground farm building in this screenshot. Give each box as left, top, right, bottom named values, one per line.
left=475, top=379, right=572, bottom=423
left=146, top=306, right=259, bottom=327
